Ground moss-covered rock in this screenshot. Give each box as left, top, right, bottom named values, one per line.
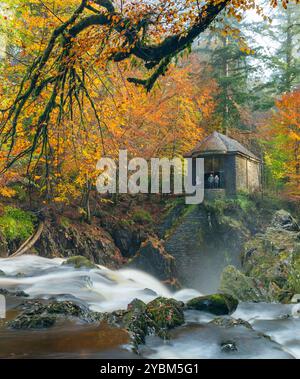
left=186, top=293, right=238, bottom=315
left=9, top=314, right=56, bottom=329
left=98, top=298, right=168, bottom=351
left=8, top=300, right=101, bottom=330
left=271, top=210, right=299, bottom=232
left=146, top=297, right=185, bottom=330
left=210, top=316, right=252, bottom=329
left=219, top=265, right=272, bottom=302
left=127, top=298, right=147, bottom=313
left=62, top=255, right=97, bottom=269
left=103, top=297, right=185, bottom=352
left=122, top=299, right=153, bottom=348
left=219, top=209, right=300, bottom=303
left=45, top=301, right=92, bottom=318
left=0, top=270, right=5, bottom=276
left=241, top=223, right=300, bottom=301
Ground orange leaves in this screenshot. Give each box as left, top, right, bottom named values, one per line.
left=0, top=187, right=16, bottom=198
left=260, top=89, right=300, bottom=199
left=1, top=0, right=299, bottom=204
left=278, top=91, right=300, bottom=128
left=100, top=55, right=217, bottom=159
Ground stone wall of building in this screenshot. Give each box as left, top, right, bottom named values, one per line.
left=247, top=159, right=261, bottom=191
left=162, top=203, right=246, bottom=292
left=224, top=155, right=236, bottom=196
left=235, top=155, right=261, bottom=193
left=163, top=205, right=206, bottom=289
left=235, top=156, right=248, bottom=191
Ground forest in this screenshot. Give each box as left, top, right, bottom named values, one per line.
left=0, top=0, right=299, bottom=361
left=0, top=0, right=299, bottom=204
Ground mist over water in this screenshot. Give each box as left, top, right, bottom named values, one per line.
left=0, top=255, right=299, bottom=359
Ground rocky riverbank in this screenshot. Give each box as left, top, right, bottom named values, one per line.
left=3, top=284, right=238, bottom=353
left=220, top=209, right=300, bottom=303
left=0, top=255, right=299, bottom=358
left=0, top=193, right=299, bottom=300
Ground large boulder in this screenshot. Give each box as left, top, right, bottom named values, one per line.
left=9, top=314, right=57, bottom=329
left=128, top=238, right=180, bottom=289
left=146, top=297, right=185, bottom=330
left=100, top=297, right=185, bottom=351
left=221, top=210, right=300, bottom=303
left=242, top=225, right=300, bottom=301
left=271, top=210, right=299, bottom=232
left=219, top=265, right=272, bottom=302
left=35, top=220, right=123, bottom=269
left=112, top=226, right=145, bottom=258
left=186, top=293, right=238, bottom=315
left=8, top=300, right=101, bottom=329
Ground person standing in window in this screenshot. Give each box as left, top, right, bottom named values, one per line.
left=214, top=174, right=220, bottom=188
left=208, top=173, right=214, bottom=188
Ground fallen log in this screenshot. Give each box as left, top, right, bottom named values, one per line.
left=10, top=222, right=44, bottom=258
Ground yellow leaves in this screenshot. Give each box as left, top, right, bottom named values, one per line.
left=290, top=131, right=300, bottom=141
left=96, top=55, right=217, bottom=159
left=260, top=89, right=300, bottom=199
left=1, top=0, right=298, bottom=205
left=0, top=187, right=16, bottom=198
left=240, top=46, right=254, bottom=55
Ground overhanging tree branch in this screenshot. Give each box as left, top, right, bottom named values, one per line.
left=0, top=0, right=229, bottom=172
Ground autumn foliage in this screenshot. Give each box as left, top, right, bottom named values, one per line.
left=259, top=89, right=300, bottom=199
left=0, top=0, right=299, bottom=204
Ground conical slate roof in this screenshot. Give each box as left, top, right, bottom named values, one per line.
left=185, top=131, right=260, bottom=161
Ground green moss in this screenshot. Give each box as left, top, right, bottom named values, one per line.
left=242, top=226, right=300, bottom=299
left=220, top=265, right=271, bottom=302
left=0, top=206, right=36, bottom=242
left=46, top=301, right=87, bottom=317
left=210, top=317, right=252, bottom=329
left=60, top=216, right=71, bottom=229
left=236, top=192, right=256, bottom=213
left=288, top=254, right=300, bottom=293
left=9, top=314, right=56, bottom=329
left=119, top=219, right=134, bottom=228
left=132, top=209, right=153, bottom=224
left=62, top=256, right=96, bottom=269
left=205, top=193, right=257, bottom=220
left=146, top=297, right=185, bottom=329
left=186, top=293, right=238, bottom=315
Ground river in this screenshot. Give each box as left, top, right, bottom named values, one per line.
left=0, top=255, right=299, bottom=359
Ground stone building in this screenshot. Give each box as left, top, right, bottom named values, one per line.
left=184, top=131, right=262, bottom=197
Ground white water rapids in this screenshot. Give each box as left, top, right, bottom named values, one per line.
left=0, top=255, right=300, bottom=359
